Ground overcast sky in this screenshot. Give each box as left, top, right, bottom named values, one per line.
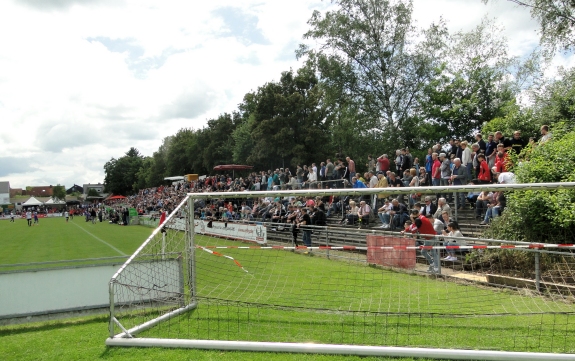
left=0, top=0, right=572, bottom=190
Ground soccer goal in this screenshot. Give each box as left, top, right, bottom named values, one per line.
left=107, top=183, right=575, bottom=360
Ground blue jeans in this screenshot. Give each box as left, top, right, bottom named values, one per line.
left=466, top=163, right=473, bottom=180
left=302, top=230, right=312, bottom=247
left=422, top=239, right=440, bottom=268
left=378, top=212, right=390, bottom=225
left=483, top=206, right=501, bottom=223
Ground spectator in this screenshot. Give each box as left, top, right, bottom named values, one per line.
left=449, top=158, right=467, bottom=209
left=442, top=221, right=464, bottom=261
left=377, top=154, right=390, bottom=174
left=460, top=141, right=472, bottom=181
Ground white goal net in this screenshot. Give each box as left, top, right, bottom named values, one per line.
left=107, top=183, right=575, bottom=360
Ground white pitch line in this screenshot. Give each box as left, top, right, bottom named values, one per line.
left=71, top=221, right=127, bottom=256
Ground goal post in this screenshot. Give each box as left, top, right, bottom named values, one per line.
left=107, top=182, right=575, bottom=360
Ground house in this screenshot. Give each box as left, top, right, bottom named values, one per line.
left=83, top=183, right=105, bottom=195
left=66, top=184, right=84, bottom=194
left=26, top=186, right=55, bottom=197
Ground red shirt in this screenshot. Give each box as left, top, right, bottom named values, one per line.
left=432, top=159, right=441, bottom=179
left=495, top=153, right=510, bottom=172
left=377, top=157, right=390, bottom=172
left=478, top=160, right=491, bottom=182
left=417, top=215, right=436, bottom=239
left=159, top=211, right=167, bottom=225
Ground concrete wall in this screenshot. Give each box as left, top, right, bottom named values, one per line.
left=0, top=259, right=182, bottom=319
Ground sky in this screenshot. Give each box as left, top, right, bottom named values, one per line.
left=0, top=0, right=572, bottom=190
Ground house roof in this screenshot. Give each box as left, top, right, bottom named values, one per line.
left=22, top=196, right=44, bottom=206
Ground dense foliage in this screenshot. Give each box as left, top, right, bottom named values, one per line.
left=103, top=0, right=574, bottom=208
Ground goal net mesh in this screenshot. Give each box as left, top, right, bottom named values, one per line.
left=109, top=188, right=575, bottom=354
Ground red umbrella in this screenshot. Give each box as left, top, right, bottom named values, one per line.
left=213, top=164, right=254, bottom=178
left=107, top=195, right=127, bottom=200
left=213, top=164, right=254, bottom=171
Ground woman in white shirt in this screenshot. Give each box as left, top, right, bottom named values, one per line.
left=442, top=221, right=464, bottom=261
left=340, top=200, right=359, bottom=225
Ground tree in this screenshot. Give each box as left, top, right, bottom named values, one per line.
left=298, top=0, right=448, bottom=149
left=231, top=114, right=255, bottom=164
left=104, top=147, right=144, bottom=195
left=531, top=66, right=575, bottom=131
left=483, top=0, right=575, bottom=54
left=198, top=113, right=239, bottom=171
left=243, top=66, right=333, bottom=169
left=484, top=129, right=575, bottom=247
left=52, top=185, right=66, bottom=201
left=420, top=18, right=516, bottom=141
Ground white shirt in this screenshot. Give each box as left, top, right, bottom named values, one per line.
left=498, top=172, right=516, bottom=184
left=462, top=147, right=472, bottom=165
left=307, top=171, right=317, bottom=182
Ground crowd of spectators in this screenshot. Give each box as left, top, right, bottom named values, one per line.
left=108, top=128, right=550, bottom=236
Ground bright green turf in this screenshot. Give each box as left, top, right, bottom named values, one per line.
left=106, top=233, right=575, bottom=354
left=0, top=217, right=152, bottom=267
left=2, top=219, right=575, bottom=358
left=0, top=315, right=451, bottom=361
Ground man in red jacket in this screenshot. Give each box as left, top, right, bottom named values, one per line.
left=403, top=209, right=439, bottom=273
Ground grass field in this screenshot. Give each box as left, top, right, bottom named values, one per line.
left=0, top=314, right=438, bottom=361
left=1, top=217, right=575, bottom=360
left=0, top=216, right=151, bottom=269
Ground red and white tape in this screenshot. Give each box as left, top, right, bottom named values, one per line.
left=198, top=244, right=575, bottom=251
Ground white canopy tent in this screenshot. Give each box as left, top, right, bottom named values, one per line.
left=22, top=196, right=44, bottom=207
left=45, top=198, right=66, bottom=206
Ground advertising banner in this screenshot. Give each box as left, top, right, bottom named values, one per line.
left=137, top=217, right=267, bottom=244
left=194, top=220, right=267, bottom=245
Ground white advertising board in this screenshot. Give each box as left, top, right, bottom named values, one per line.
left=194, top=220, right=267, bottom=244
left=164, top=218, right=267, bottom=244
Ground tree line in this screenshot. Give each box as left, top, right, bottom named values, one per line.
left=104, top=0, right=575, bottom=197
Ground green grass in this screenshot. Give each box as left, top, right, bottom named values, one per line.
left=2, top=219, right=575, bottom=359
left=0, top=217, right=151, bottom=269
left=0, top=315, right=441, bottom=361
left=110, top=233, right=575, bottom=354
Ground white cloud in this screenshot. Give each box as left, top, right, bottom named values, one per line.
left=0, top=0, right=570, bottom=190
